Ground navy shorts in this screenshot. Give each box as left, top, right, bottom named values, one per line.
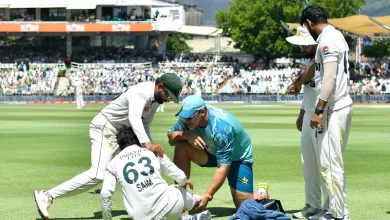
left=200, top=150, right=253, bottom=194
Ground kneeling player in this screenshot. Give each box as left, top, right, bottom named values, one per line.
left=100, top=126, right=211, bottom=220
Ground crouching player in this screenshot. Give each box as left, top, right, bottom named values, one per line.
left=100, top=126, right=211, bottom=220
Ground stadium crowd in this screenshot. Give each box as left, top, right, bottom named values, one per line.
left=1, top=52, right=389, bottom=97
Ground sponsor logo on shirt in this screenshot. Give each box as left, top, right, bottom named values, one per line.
left=322, top=46, right=329, bottom=56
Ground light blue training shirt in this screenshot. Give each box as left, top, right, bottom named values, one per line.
left=169, top=104, right=253, bottom=166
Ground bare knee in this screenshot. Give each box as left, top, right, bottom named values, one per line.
left=231, top=188, right=253, bottom=208
left=174, top=141, right=191, bottom=156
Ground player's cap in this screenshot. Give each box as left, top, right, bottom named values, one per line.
left=160, top=73, right=182, bottom=103
left=286, top=25, right=317, bottom=45
left=175, top=95, right=206, bottom=118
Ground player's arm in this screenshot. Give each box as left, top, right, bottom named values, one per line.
left=294, top=63, right=315, bottom=86
left=100, top=165, right=117, bottom=220
left=311, top=41, right=340, bottom=129
left=127, top=91, right=151, bottom=144
left=167, top=118, right=190, bottom=146
left=127, top=91, right=162, bottom=155
left=160, top=154, right=188, bottom=186
left=197, top=124, right=235, bottom=210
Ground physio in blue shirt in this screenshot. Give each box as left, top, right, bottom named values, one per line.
left=168, top=95, right=255, bottom=211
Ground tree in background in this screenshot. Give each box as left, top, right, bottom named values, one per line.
left=216, top=0, right=366, bottom=66
left=362, top=39, right=390, bottom=61
left=166, top=34, right=192, bottom=53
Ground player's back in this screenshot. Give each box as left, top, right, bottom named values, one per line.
left=207, top=105, right=253, bottom=163
left=110, top=145, right=171, bottom=219
left=100, top=81, right=157, bottom=127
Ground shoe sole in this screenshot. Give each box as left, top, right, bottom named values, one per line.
left=292, top=215, right=306, bottom=219
left=34, top=191, right=49, bottom=220
left=199, top=210, right=211, bottom=220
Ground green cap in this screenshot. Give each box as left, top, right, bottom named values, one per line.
left=160, top=73, right=182, bottom=103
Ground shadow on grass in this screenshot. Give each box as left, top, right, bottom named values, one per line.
left=386, top=211, right=390, bottom=214
left=46, top=210, right=129, bottom=220
left=207, top=207, right=237, bottom=218
left=284, top=209, right=301, bottom=214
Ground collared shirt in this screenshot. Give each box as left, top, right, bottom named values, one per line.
left=101, top=81, right=159, bottom=143
left=314, top=25, right=352, bottom=108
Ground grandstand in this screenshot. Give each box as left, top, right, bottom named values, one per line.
left=0, top=0, right=389, bottom=101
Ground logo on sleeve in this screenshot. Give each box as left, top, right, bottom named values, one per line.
left=144, top=106, right=150, bottom=112
left=322, top=46, right=329, bottom=55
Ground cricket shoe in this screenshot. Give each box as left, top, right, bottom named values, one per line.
left=317, top=214, right=343, bottom=220
left=292, top=204, right=321, bottom=219
left=185, top=210, right=211, bottom=220
left=34, top=190, right=52, bottom=220
left=308, top=210, right=327, bottom=220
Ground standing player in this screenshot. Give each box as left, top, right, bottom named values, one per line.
left=157, top=102, right=165, bottom=112
left=292, top=5, right=353, bottom=220
left=71, top=74, right=85, bottom=109
left=286, top=25, right=329, bottom=219
left=34, top=73, right=183, bottom=219
left=168, top=95, right=259, bottom=211
left=100, top=126, right=211, bottom=220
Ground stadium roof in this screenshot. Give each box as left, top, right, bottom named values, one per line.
left=0, top=0, right=173, bottom=8
left=178, top=25, right=222, bottom=36
left=284, top=15, right=390, bottom=36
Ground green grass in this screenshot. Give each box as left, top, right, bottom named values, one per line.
left=0, top=103, right=389, bottom=220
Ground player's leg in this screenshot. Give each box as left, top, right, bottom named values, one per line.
left=164, top=185, right=210, bottom=220
left=34, top=114, right=118, bottom=218
left=227, top=161, right=253, bottom=208
left=173, top=141, right=209, bottom=178
left=317, top=106, right=351, bottom=219
left=294, top=112, right=322, bottom=219
left=341, top=106, right=353, bottom=219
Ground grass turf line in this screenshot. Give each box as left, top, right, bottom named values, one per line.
left=0, top=104, right=389, bottom=219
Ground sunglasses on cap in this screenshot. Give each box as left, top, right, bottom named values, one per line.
left=184, top=111, right=199, bottom=120
left=299, top=45, right=310, bottom=51
left=163, top=87, right=172, bottom=102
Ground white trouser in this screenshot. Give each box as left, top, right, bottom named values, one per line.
left=157, top=103, right=165, bottom=112
left=76, top=91, right=84, bottom=108
left=301, top=111, right=329, bottom=210
left=49, top=113, right=119, bottom=198
left=318, top=105, right=353, bottom=218
left=162, top=185, right=199, bottom=220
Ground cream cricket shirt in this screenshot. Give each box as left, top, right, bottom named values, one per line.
left=100, top=145, right=187, bottom=220
left=314, top=25, right=353, bottom=109
left=100, top=82, right=160, bottom=143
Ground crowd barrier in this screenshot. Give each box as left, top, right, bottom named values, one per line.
left=70, top=62, right=152, bottom=70
left=1, top=94, right=389, bottom=104
left=158, top=62, right=234, bottom=68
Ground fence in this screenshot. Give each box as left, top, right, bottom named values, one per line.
left=70, top=62, right=152, bottom=70
left=158, top=62, right=234, bottom=69
left=1, top=94, right=389, bottom=104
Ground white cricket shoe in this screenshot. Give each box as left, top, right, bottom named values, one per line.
left=184, top=210, right=211, bottom=220
left=292, top=205, right=321, bottom=219
left=308, top=210, right=327, bottom=220
left=34, top=190, right=52, bottom=220
left=195, top=210, right=211, bottom=220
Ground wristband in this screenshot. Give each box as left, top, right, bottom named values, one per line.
left=205, top=192, right=213, bottom=201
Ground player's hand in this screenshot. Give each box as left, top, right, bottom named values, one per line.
left=144, top=142, right=164, bottom=157
left=287, top=83, right=301, bottom=96
left=310, top=113, right=323, bottom=129
left=184, top=179, right=194, bottom=190
left=195, top=194, right=209, bottom=212
left=296, top=114, right=304, bottom=132
left=185, top=132, right=205, bottom=150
